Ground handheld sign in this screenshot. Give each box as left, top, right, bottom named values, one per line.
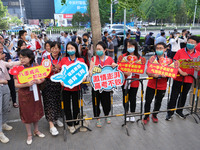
left=91, top=65, right=124, bottom=93
left=179, top=56, right=200, bottom=69
left=117, top=55, right=146, bottom=74
left=9, top=59, right=52, bottom=84
left=146, top=56, right=180, bottom=78
left=51, top=61, right=88, bottom=89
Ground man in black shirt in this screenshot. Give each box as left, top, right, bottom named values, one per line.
left=123, top=33, right=131, bottom=54
left=102, top=31, right=108, bottom=47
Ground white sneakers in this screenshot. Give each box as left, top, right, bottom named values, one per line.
left=68, top=126, right=76, bottom=133
left=2, top=123, right=13, bottom=131
left=56, top=120, right=63, bottom=127
left=126, top=117, right=136, bottom=122
left=0, top=132, right=9, bottom=144
left=50, top=127, right=59, bottom=136
left=130, top=117, right=136, bottom=122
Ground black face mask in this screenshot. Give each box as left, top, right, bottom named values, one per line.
left=83, top=38, right=88, bottom=42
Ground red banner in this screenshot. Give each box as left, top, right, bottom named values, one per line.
left=146, top=56, right=180, bottom=78
left=117, top=55, right=146, bottom=74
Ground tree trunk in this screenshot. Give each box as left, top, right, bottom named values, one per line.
left=89, top=0, right=101, bottom=55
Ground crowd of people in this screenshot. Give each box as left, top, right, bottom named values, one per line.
left=0, top=28, right=200, bottom=145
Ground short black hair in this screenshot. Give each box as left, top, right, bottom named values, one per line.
left=155, top=42, right=166, bottom=48
left=64, top=31, right=68, bottom=35
left=104, top=31, right=108, bottom=35
left=73, top=31, right=77, bottom=34
left=161, top=31, right=165, bottom=36
left=17, top=40, right=26, bottom=53
left=44, top=40, right=52, bottom=49
left=160, top=29, right=164, bottom=31
left=19, top=30, right=27, bottom=39
left=96, top=41, right=107, bottom=50
left=51, top=41, right=61, bottom=49
left=128, top=29, right=131, bottom=32
left=66, top=41, right=80, bottom=58
left=188, top=35, right=199, bottom=43
left=18, top=49, right=35, bottom=64
left=82, top=33, right=89, bottom=38
left=182, top=29, right=187, bottom=33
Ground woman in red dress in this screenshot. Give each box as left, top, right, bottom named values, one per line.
left=14, top=49, right=45, bottom=145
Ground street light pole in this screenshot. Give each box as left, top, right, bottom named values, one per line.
left=19, top=0, right=23, bottom=23
left=124, top=8, right=126, bottom=39
left=193, top=0, right=198, bottom=27
left=111, top=0, right=113, bottom=25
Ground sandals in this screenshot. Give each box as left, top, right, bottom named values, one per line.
left=106, top=118, right=111, bottom=124
left=13, top=103, right=19, bottom=108
left=26, top=135, right=32, bottom=145
left=33, top=131, right=45, bottom=138
left=96, top=120, right=102, bottom=128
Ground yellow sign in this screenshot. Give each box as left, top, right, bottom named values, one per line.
left=17, top=59, right=52, bottom=84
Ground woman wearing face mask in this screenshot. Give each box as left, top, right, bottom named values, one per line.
left=120, top=39, right=140, bottom=122
left=89, top=41, right=117, bottom=128
left=60, top=41, right=85, bottom=134
left=143, top=42, right=172, bottom=125
left=166, top=36, right=200, bottom=121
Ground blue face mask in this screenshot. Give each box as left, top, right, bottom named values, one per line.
left=67, top=50, right=75, bottom=55
left=186, top=43, right=195, bottom=50
left=156, top=50, right=164, bottom=56
left=127, top=48, right=135, bottom=53
left=96, top=50, right=104, bottom=56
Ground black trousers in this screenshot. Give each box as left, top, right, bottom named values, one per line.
left=63, top=90, right=80, bottom=126
left=167, top=80, right=192, bottom=116
left=122, top=86, right=138, bottom=113
left=8, top=75, right=16, bottom=104
left=144, top=87, right=166, bottom=117
left=171, top=52, right=176, bottom=60
left=92, top=89, right=111, bottom=117
left=114, top=46, right=118, bottom=63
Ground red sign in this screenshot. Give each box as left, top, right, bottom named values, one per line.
left=63, top=14, right=74, bottom=19
left=117, top=55, right=146, bottom=74
left=146, top=56, right=180, bottom=78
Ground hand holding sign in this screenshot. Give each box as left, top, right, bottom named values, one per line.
left=91, top=65, right=124, bottom=93
left=51, top=61, right=89, bottom=89
left=147, top=56, right=180, bottom=78
left=117, top=55, right=146, bottom=74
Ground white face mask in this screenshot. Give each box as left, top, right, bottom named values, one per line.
left=25, top=35, right=31, bottom=41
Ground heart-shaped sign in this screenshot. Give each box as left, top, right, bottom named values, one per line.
left=117, top=55, right=123, bottom=63
left=16, top=66, right=24, bottom=72
left=159, top=57, right=171, bottom=66
left=127, top=55, right=138, bottom=63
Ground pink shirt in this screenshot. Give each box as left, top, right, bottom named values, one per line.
left=0, top=60, right=20, bottom=84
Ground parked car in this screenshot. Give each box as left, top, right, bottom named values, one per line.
left=103, top=24, right=136, bottom=34
left=115, top=31, right=136, bottom=46
left=7, top=26, right=31, bottom=33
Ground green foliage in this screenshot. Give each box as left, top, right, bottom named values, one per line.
left=8, top=16, right=22, bottom=26
left=72, top=12, right=90, bottom=27
left=0, top=0, right=9, bottom=30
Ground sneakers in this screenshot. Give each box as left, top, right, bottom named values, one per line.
left=0, top=132, right=9, bottom=144
left=50, top=127, right=59, bottom=136
left=2, top=123, right=13, bottom=131
left=142, top=116, right=150, bottom=125
left=130, top=117, right=135, bottom=122
left=176, top=112, right=186, bottom=119
left=165, top=114, right=172, bottom=121
left=68, top=126, right=75, bottom=133
left=152, top=115, right=158, bottom=123
left=126, top=117, right=130, bottom=122
left=56, top=120, right=63, bottom=127
left=106, top=118, right=111, bottom=124
left=96, top=120, right=102, bottom=128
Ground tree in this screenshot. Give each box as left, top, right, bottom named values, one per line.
left=72, top=12, right=83, bottom=27
left=9, top=16, right=22, bottom=26
left=0, top=0, right=9, bottom=30
left=61, top=0, right=101, bottom=54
